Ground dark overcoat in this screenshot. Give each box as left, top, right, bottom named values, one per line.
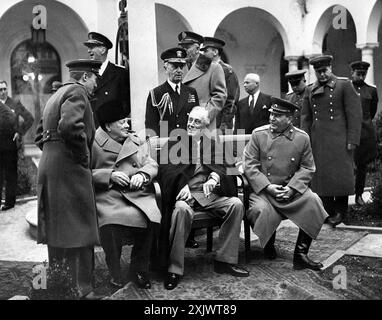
left=352, top=81, right=379, bottom=164
left=91, top=128, right=161, bottom=228
left=301, top=74, right=362, bottom=196
left=35, top=81, right=99, bottom=248
left=243, top=124, right=328, bottom=246
left=234, top=92, right=272, bottom=134
left=216, top=60, right=240, bottom=130
left=91, top=62, right=130, bottom=127
left=145, top=81, right=199, bottom=137
left=285, top=87, right=308, bottom=128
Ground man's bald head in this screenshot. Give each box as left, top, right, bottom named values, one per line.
left=243, top=73, right=260, bottom=95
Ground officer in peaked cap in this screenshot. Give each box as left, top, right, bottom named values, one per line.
left=178, top=31, right=204, bottom=45
left=285, top=69, right=308, bottom=128
left=66, top=59, right=102, bottom=75
left=145, top=47, right=199, bottom=138
left=83, top=31, right=130, bottom=129
left=301, top=54, right=362, bottom=227
left=84, top=31, right=113, bottom=49
left=244, top=95, right=328, bottom=271
left=199, top=37, right=225, bottom=51
left=349, top=60, right=379, bottom=206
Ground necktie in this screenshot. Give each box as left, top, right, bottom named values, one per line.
left=175, top=84, right=180, bottom=95
left=249, top=94, right=254, bottom=109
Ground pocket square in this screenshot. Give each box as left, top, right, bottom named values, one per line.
left=262, top=105, right=268, bottom=109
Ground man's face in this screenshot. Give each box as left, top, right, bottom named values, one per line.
left=269, top=111, right=291, bottom=132
left=87, top=45, right=106, bottom=61
left=290, top=78, right=306, bottom=94
left=0, top=83, right=7, bottom=100
left=351, top=71, right=366, bottom=84
left=187, top=109, right=207, bottom=138
left=315, top=66, right=332, bottom=83
left=243, top=76, right=259, bottom=95
left=83, top=72, right=98, bottom=95
left=202, top=47, right=217, bottom=60
left=180, top=43, right=199, bottom=63
left=106, top=118, right=130, bottom=143
left=164, top=62, right=185, bottom=83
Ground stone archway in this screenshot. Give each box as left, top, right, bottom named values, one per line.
left=313, top=5, right=361, bottom=77
left=214, top=7, right=287, bottom=98
left=155, top=4, right=191, bottom=84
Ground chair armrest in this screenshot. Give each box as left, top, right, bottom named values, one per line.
left=240, top=174, right=252, bottom=209
left=152, top=180, right=162, bottom=211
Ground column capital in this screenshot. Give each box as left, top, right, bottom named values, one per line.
left=356, top=42, right=379, bottom=49
left=284, top=55, right=301, bottom=62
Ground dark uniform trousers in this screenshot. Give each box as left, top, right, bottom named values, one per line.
left=47, top=245, right=94, bottom=298
left=0, top=148, right=17, bottom=206
left=319, top=196, right=348, bottom=217
left=99, top=223, right=154, bottom=281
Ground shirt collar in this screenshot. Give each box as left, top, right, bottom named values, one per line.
left=99, top=60, right=109, bottom=76
left=167, top=80, right=181, bottom=92
left=249, top=90, right=260, bottom=105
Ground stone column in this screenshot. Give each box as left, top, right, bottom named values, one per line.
left=356, top=43, right=379, bottom=85
left=128, top=0, right=158, bottom=137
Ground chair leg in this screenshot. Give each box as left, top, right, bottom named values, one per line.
left=207, top=227, right=213, bottom=252
left=244, top=218, right=251, bottom=261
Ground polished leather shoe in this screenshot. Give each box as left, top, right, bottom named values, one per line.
left=131, top=272, right=151, bottom=289
left=293, top=254, right=323, bottom=271
left=185, top=239, right=200, bottom=248
left=213, top=261, right=249, bottom=277
left=264, top=246, right=277, bottom=260
left=355, top=195, right=365, bottom=206
left=1, top=205, right=14, bottom=211
left=164, top=273, right=179, bottom=290
left=110, top=278, right=123, bottom=289
left=81, top=291, right=104, bottom=300
left=327, top=212, right=342, bottom=227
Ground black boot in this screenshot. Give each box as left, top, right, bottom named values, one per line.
left=326, top=212, right=342, bottom=227
left=264, top=232, right=277, bottom=260
left=293, top=229, right=323, bottom=271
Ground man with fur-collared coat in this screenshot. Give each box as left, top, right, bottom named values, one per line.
left=244, top=97, right=328, bottom=271
left=92, top=100, right=161, bottom=289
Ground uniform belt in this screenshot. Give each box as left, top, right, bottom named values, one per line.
left=42, top=129, right=63, bottom=143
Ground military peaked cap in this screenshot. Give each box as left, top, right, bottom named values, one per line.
left=269, top=97, right=298, bottom=115
left=285, top=69, right=307, bottom=82
left=84, top=32, right=113, bottom=49
left=350, top=61, right=370, bottom=72
left=199, top=37, right=225, bottom=51
left=178, top=31, right=204, bottom=45
left=66, top=59, right=102, bottom=75
left=309, top=55, right=333, bottom=69
left=160, top=47, right=187, bottom=63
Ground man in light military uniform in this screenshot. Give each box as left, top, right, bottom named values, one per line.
left=145, top=47, right=199, bottom=138
left=285, top=69, right=308, bottom=128
left=200, top=37, right=240, bottom=132
left=301, top=55, right=362, bottom=227
left=244, top=97, right=328, bottom=271
left=349, top=61, right=379, bottom=206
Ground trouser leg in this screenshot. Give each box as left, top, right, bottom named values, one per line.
left=129, top=223, right=154, bottom=274
left=355, top=163, right=367, bottom=197
left=168, top=201, right=194, bottom=275
left=335, top=196, right=348, bottom=215
left=4, top=149, right=17, bottom=206
left=293, top=229, right=323, bottom=271
left=99, top=225, right=123, bottom=282
left=0, top=152, right=4, bottom=203
left=320, top=196, right=335, bottom=217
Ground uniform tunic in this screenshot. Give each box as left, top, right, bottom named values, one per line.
left=301, top=74, right=362, bottom=196
left=285, top=86, right=308, bottom=128
left=243, top=124, right=328, bottom=247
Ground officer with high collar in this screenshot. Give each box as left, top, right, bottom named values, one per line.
left=285, top=69, right=308, bottom=128
left=349, top=61, right=379, bottom=206
left=84, top=31, right=131, bottom=128
left=301, top=55, right=362, bottom=227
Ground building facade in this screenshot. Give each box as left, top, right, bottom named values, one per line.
left=0, top=0, right=381, bottom=142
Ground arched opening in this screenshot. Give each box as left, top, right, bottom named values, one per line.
left=155, top=4, right=191, bottom=84
left=10, top=40, right=61, bottom=143
left=315, top=6, right=361, bottom=77
left=214, top=7, right=287, bottom=98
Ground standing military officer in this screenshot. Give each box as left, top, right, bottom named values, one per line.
left=301, top=55, right=362, bottom=227
left=285, top=70, right=308, bottom=128
left=84, top=32, right=130, bottom=128
left=349, top=61, right=379, bottom=206
left=145, top=47, right=199, bottom=138
left=178, top=31, right=227, bottom=131
left=244, top=97, right=328, bottom=270
left=35, top=59, right=102, bottom=300
left=200, top=37, right=240, bottom=132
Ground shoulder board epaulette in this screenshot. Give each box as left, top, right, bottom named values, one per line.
left=114, top=64, right=126, bottom=69
left=254, top=124, right=270, bottom=132
left=366, top=83, right=377, bottom=88
left=294, top=127, right=309, bottom=136
left=286, top=91, right=293, bottom=96
left=337, top=76, right=349, bottom=80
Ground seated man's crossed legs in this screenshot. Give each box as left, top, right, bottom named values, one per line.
left=165, top=196, right=249, bottom=290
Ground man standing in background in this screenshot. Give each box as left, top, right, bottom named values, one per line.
left=0, top=80, right=34, bottom=211
left=349, top=61, right=379, bottom=206
left=285, top=70, right=308, bottom=128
